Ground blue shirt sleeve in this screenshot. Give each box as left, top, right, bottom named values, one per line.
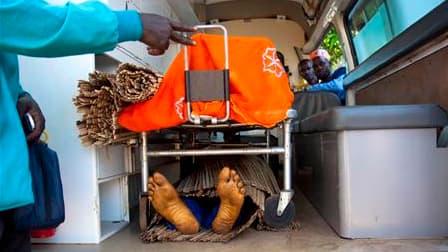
left=305, top=74, right=346, bottom=100
left=0, top=0, right=143, bottom=57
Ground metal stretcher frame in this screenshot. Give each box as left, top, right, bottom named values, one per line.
left=139, top=25, right=296, bottom=230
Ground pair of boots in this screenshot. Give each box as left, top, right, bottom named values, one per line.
left=148, top=167, right=245, bottom=234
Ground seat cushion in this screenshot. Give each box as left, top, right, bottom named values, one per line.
left=299, top=104, right=448, bottom=133
left=291, top=91, right=341, bottom=132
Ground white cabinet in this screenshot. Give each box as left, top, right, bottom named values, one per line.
left=18, top=54, right=133, bottom=244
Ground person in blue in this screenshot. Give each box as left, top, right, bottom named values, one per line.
left=305, top=48, right=346, bottom=101
left=0, top=1, right=196, bottom=250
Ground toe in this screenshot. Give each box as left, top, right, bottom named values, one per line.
left=148, top=177, right=156, bottom=187
left=240, top=188, right=246, bottom=194
left=230, top=170, right=237, bottom=180
left=237, top=181, right=243, bottom=189
left=148, top=182, right=156, bottom=192
left=218, top=167, right=231, bottom=183
left=153, top=172, right=168, bottom=186
left=233, top=174, right=240, bottom=183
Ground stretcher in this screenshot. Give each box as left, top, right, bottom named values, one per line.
left=138, top=25, right=297, bottom=231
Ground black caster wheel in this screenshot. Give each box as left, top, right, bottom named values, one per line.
left=264, top=195, right=295, bottom=229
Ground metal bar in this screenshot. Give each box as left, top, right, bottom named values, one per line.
left=283, top=119, right=292, bottom=190
left=194, top=24, right=229, bottom=69
left=183, top=24, right=230, bottom=124
left=217, top=100, right=231, bottom=123
left=141, top=132, right=148, bottom=192
left=97, top=173, right=129, bottom=184
left=178, top=123, right=262, bottom=129
left=183, top=24, right=229, bottom=70
left=184, top=43, right=189, bottom=71
left=265, top=129, right=270, bottom=164
left=146, top=147, right=285, bottom=157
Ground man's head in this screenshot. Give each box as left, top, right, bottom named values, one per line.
left=299, top=59, right=318, bottom=85
left=310, top=49, right=332, bottom=81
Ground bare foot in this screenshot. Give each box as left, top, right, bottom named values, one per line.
left=212, top=167, right=246, bottom=234
left=148, top=172, right=199, bottom=234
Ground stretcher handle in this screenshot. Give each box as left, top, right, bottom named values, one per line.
left=183, top=24, right=229, bottom=71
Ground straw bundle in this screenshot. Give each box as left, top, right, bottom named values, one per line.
left=140, top=156, right=299, bottom=243
left=73, top=63, right=162, bottom=146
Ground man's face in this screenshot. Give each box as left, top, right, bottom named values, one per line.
left=313, top=56, right=331, bottom=80
left=299, top=60, right=318, bottom=85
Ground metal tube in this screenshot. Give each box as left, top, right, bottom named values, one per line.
left=141, top=132, right=148, bottom=192
left=186, top=101, right=195, bottom=124
left=183, top=24, right=229, bottom=70
left=146, top=147, right=285, bottom=157
left=266, top=129, right=270, bottom=164
left=194, top=25, right=229, bottom=69
left=217, top=100, right=231, bottom=123
left=183, top=45, right=189, bottom=71
left=283, top=119, right=292, bottom=190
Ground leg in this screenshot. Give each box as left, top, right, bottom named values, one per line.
left=212, top=167, right=246, bottom=234
left=148, top=172, right=200, bottom=234
left=0, top=210, right=31, bottom=252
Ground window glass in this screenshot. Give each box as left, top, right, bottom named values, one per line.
left=320, top=26, right=346, bottom=71
left=348, top=0, right=444, bottom=63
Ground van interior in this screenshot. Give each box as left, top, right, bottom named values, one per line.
left=24, top=0, right=448, bottom=251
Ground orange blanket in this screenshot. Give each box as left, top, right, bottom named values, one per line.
left=118, top=34, right=293, bottom=132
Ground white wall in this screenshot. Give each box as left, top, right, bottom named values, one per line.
left=19, top=55, right=100, bottom=243
left=213, top=18, right=306, bottom=88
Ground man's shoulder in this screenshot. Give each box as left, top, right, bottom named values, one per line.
left=332, top=66, right=347, bottom=79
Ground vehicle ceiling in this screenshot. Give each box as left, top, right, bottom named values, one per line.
left=190, top=0, right=328, bottom=38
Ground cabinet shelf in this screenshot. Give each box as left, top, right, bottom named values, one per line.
left=100, top=221, right=129, bottom=241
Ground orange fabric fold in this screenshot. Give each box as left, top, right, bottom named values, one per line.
left=118, top=33, right=293, bottom=132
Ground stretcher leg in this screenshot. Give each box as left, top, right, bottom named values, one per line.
left=264, top=110, right=296, bottom=228
left=140, top=132, right=149, bottom=231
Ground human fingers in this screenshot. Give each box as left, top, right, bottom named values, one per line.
left=170, top=20, right=197, bottom=33
left=27, top=108, right=45, bottom=142
left=170, top=31, right=196, bottom=46
left=147, top=47, right=165, bottom=56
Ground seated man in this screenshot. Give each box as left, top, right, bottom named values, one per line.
left=310, top=48, right=346, bottom=81
left=295, top=58, right=319, bottom=91
left=305, top=48, right=346, bottom=101
left=148, top=167, right=246, bottom=234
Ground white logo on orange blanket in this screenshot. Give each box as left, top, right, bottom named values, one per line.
left=262, top=47, right=284, bottom=78
left=175, top=97, right=185, bottom=120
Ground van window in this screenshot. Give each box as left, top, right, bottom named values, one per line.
left=320, top=26, right=346, bottom=71
left=347, top=0, right=444, bottom=64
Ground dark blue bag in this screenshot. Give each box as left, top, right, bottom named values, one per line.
left=14, top=141, right=65, bottom=230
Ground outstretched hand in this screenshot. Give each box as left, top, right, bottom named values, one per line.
left=16, top=93, right=45, bottom=142
left=139, top=13, right=197, bottom=56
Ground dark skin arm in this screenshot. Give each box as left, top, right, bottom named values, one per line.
left=139, top=13, right=197, bottom=56
left=16, top=93, right=45, bottom=142
left=14, top=15, right=193, bottom=141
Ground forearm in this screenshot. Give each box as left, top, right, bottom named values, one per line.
left=306, top=82, right=339, bottom=92
left=306, top=76, right=344, bottom=92
left=0, top=0, right=142, bottom=57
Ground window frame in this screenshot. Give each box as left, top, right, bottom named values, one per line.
left=344, top=0, right=445, bottom=67
left=343, top=0, right=361, bottom=66
left=341, top=0, right=448, bottom=87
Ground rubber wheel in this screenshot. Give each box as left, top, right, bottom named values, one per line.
left=263, top=195, right=295, bottom=229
